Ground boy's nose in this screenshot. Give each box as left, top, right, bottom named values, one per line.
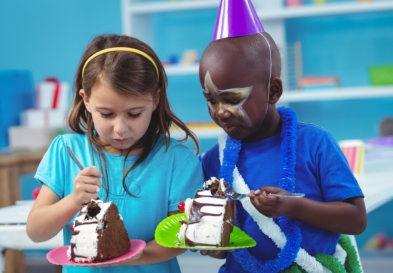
left=215, top=106, right=231, bottom=119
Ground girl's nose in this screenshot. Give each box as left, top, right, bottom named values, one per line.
left=114, top=119, right=127, bottom=136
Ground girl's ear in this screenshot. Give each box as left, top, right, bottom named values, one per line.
left=269, top=77, right=283, bottom=104
left=79, top=89, right=91, bottom=112
left=153, top=89, right=161, bottom=111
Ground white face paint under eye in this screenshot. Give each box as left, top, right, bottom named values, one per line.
left=203, top=72, right=253, bottom=126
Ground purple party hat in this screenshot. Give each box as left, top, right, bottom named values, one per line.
left=212, top=0, right=264, bottom=41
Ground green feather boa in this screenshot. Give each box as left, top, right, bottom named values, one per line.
left=281, top=235, right=362, bottom=273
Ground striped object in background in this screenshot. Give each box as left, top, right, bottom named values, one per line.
left=339, top=139, right=365, bottom=174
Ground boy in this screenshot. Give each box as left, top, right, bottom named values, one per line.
left=198, top=0, right=367, bottom=272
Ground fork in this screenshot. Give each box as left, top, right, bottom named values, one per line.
left=66, top=146, right=84, bottom=171
left=224, top=188, right=305, bottom=200
left=269, top=193, right=305, bottom=198
left=66, top=146, right=101, bottom=196
left=224, top=188, right=249, bottom=200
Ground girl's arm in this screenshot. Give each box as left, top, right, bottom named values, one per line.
left=115, top=211, right=187, bottom=266
left=124, top=240, right=186, bottom=265
left=26, top=185, right=80, bottom=242
left=27, top=166, right=102, bottom=242
left=250, top=187, right=367, bottom=235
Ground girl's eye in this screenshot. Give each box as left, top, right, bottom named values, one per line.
left=128, top=113, right=141, bottom=118
left=100, top=113, right=112, bottom=118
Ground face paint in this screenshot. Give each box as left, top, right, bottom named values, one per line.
left=203, top=72, right=252, bottom=127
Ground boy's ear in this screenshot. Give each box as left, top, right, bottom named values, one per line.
left=79, top=89, right=91, bottom=112
left=268, top=77, right=283, bottom=104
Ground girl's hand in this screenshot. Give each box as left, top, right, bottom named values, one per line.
left=72, top=166, right=102, bottom=208
left=85, top=250, right=144, bottom=267
left=249, top=186, right=295, bottom=218
left=118, top=250, right=144, bottom=265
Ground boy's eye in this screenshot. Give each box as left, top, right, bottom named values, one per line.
left=100, top=113, right=112, bottom=118
left=128, top=113, right=141, bottom=118
left=227, top=100, right=239, bottom=105
left=207, top=99, right=216, bottom=105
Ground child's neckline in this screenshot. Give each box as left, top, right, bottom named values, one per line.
left=103, top=150, right=139, bottom=161
left=241, top=132, right=281, bottom=150
left=96, top=137, right=143, bottom=157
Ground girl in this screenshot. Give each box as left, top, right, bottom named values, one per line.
left=26, top=34, right=204, bottom=273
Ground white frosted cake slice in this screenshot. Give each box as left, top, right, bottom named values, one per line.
left=67, top=199, right=130, bottom=263
left=177, top=177, right=236, bottom=247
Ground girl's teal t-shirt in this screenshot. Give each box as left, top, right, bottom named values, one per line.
left=35, top=133, right=203, bottom=273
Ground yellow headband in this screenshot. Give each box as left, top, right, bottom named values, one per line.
left=82, top=47, right=159, bottom=79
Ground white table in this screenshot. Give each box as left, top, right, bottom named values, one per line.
left=0, top=201, right=63, bottom=272
left=1, top=170, right=392, bottom=272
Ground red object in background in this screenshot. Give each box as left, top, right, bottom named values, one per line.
left=44, top=77, right=61, bottom=109
left=32, top=187, right=41, bottom=199
left=375, top=233, right=389, bottom=250
left=365, top=232, right=388, bottom=250
left=70, top=224, right=74, bottom=232
left=177, top=201, right=185, bottom=212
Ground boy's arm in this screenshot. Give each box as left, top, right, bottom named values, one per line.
left=121, top=240, right=186, bottom=266
left=287, top=196, right=367, bottom=235
left=250, top=188, right=367, bottom=235
left=288, top=194, right=367, bottom=235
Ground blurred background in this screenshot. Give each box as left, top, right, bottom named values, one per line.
left=0, top=0, right=393, bottom=272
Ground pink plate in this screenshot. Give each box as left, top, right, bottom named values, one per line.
left=46, top=239, right=145, bottom=266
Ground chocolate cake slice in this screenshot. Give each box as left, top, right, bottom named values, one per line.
left=177, top=177, right=236, bottom=247
left=67, top=199, right=131, bottom=263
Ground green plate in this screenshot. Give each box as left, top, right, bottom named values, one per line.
left=155, top=213, right=256, bottom=250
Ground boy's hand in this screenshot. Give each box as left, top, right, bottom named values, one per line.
left=249, top=186, right=294, bottom=218
left=190, top=249, right=229, bottom=259
left=72, top=166, right=102, bottom=207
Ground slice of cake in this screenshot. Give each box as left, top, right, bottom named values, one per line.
left=177, top=177, right=236, bottom=247
left=67, top=199, right=131, bottom=263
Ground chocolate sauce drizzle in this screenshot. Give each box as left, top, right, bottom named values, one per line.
left=187, top=191, right=226, bottom=224
left=69, top=201, right=102, bottom=262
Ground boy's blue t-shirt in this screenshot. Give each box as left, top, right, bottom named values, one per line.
left=35, top=133, right=203, bottom=273
left=202, top=122, right=364, bottom=273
